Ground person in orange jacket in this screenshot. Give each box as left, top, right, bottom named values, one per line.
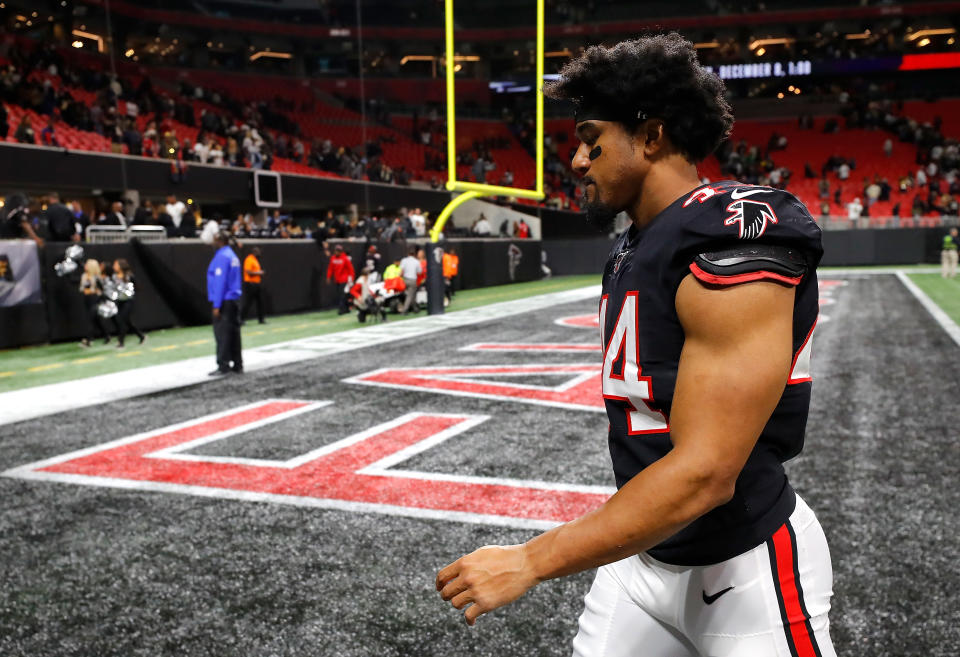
left=442, top=247, right=460, bottom=297
left=242, top=247, right=266, bottom=324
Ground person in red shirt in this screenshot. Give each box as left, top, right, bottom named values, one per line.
left=416, top=248, right=427, bottom=288
left=325, top=244, right=355, bottom=315
left=515, top=218, right=531, bottom=238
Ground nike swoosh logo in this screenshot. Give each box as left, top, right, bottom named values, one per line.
left=702, top=586, right=735, bottom=604
left=729, top=187, right=774, bottom=199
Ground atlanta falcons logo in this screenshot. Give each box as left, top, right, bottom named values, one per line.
left=724, top=199, right=779, bottom=239
left=612, top=249, right=631, bottom=273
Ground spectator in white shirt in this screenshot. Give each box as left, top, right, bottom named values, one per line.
left=409, top=208, right=426, bottom=237
left=847, top=197, right=863, bottom=220
left=193, top=139, right=209, bottom=164
left=399, top=246, right=422, bottom=314
left=208, top=139, right=224, bottom=166
left=472, top=213, right=492, bottom=236
left=165, top=195, right=187, bottom=231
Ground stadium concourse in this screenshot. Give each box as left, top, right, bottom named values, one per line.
left=1, top=269, right=959, bottom=656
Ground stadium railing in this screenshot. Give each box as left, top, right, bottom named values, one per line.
left=85, top=225, right=168, bottom=243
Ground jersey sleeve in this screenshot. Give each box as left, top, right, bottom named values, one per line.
left=677, top=186, right=823, bottom=288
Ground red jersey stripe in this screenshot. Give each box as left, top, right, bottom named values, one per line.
left=770, top=524, right=823, bottom=657
left=689, top=261, right=804, bottom=287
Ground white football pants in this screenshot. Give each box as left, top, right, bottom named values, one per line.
left=572, top=495, right=836, bottom=657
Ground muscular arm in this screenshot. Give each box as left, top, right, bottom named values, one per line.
left=437, top=275, right=795, bottom=625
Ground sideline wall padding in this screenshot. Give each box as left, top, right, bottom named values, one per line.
left=542, top=227, right=949, bottom=276
left=3, top=238, right=543, bottom=348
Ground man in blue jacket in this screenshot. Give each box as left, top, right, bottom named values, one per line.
left=207, top=231, right=243, bottom=375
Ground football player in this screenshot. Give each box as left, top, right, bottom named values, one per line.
left=437, top=33, right=835, bottom=657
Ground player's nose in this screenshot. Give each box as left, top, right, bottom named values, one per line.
left=571, top=144, right=591, bottom=176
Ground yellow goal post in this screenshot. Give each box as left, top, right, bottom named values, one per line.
left=428, top=0, right=545, bottom=243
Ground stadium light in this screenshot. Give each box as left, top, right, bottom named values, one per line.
left=906, top=28, right=956, bottom=42
left=71, top=29, right=104, bottom=53
left=749, top=38, right=794, bottom=50
left=250, top=51, right=292, bottom=61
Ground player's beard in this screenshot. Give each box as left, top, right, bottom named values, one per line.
left=582, top=181, right=619, bottom=232
left=583, top=199, right=619, bottom=232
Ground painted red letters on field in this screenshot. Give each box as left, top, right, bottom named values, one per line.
left=346, top=364, right=604, bottom=412
left=11, top=400, right=609, bottom=527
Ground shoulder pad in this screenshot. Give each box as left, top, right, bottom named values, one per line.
left=691, top=244, right=808, bottom=287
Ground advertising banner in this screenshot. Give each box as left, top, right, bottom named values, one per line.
left=0, top=240, right=42, bottom=306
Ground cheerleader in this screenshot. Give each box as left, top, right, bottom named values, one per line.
left=111, top=258, right=146, bottom=348
left=79, top=259, right=110, bottom=347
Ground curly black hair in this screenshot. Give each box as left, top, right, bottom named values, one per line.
left=544, top=33, right=734, bottom=162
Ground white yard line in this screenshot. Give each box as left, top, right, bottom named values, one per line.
left=0, top=285, right=601, bottom=427
left=895, top=271, right=960, bottom=349
left=821, top=266, right=939, bottom=275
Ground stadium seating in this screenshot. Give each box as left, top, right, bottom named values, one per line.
left=3, top=41, right=956, bottom=220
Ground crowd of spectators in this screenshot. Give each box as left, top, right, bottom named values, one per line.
left=2, top=37, right=583, bottom=210
left=714, top=86, right=960, bottom=223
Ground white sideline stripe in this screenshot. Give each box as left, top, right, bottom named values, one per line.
left=359, top=467, right=617, bottom=496
left=0, top=285, right=601, bottom=427
left=895, top=271, right=960, bottom=349
left=3, top=469, right=561, bottom=531
left=821, top=266, right=939, bottom=275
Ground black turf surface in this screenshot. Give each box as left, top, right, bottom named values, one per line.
left=1, top=274, right=957, bottom=656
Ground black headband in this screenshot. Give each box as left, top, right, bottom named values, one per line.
left=574, top=102, right=648, bottom=124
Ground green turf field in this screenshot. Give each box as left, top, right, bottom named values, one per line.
left=3, top=268, right=956, bottom=394
left=907, top=273, right=960, bottom=324
left=0, top=275, right=599, bottom=392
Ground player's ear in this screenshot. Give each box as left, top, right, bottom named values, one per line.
left=639, top=120, right=666, bottom=158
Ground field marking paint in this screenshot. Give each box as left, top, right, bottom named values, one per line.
left=0, top=285, right=601, bottom=427
left=555, top=314, right=599, bottom=329
left=460, top=342, right=599, bottom=352
left=817, top=279, right=848, bottom=323
left=3, top=400, right=611, bottom=529
left=27, top=363, right=64, bottom=372
left=895, top=271, right=960, bottom=349
left=72, top=356, right=106, bottom=365
left=346, top=364, right=605, bottom=412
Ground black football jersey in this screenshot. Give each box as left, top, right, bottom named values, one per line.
left=599, top=180, right=823, bottom=566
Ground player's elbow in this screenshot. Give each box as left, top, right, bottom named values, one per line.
left=683, top=462, right=740, bottom=514
left=701, top=473, right=738, bottom=508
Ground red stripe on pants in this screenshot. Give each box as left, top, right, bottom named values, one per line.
left=771, top=524, right=819, bottom=657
